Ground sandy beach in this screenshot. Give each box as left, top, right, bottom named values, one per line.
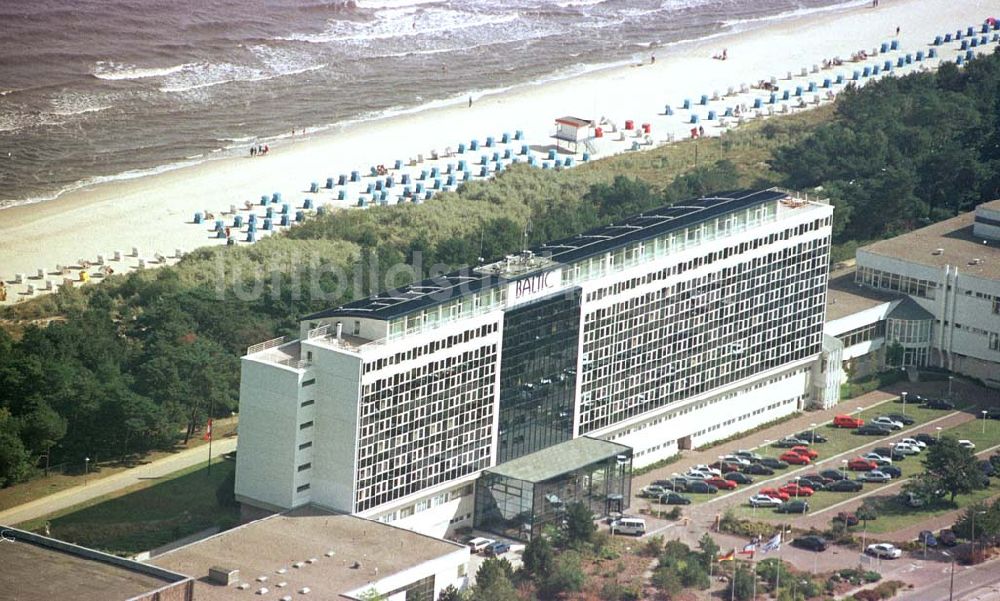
left=0, top=0, right=994, bottom=304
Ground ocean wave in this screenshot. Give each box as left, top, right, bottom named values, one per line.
left=284, top=7, right=521, bottom=44
left=555, top=0, right=607, bottom=8
left=158, top=61, right=326, bottom=94
left=721, top=0, right=870, bottom=30
left=93, top=61, right=197, bottom=81
left=359, top=0, right=445, bottom=8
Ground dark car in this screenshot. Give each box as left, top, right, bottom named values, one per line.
left=775, top=500, right=809, bottom=514
left=938, top=529, right=957, bottom=547
left=820, top=469, right=847, bottom=481
left=898, top=491, right=924, bottom=508
left=985, top=407, right=1000, bottom=420
left=773, top=437, right=809, bottom=448
left=797, top=478, right=826, bottom=491
left=724, top=472, right=754, bottom=485
left=827, top=479, right=864, bottom=492
left=802, top=473, right=833, bottom=485
left=856, top=424, right=892, bottom=436
left=792, top=535, right=828, bottom=551
left=796, top=431, right=829, bottom=443
left=885, top=413, right=916, bottom=426
left=914, top=432, right=937, bottom=446
left=880, top=465, right=903, bottom=479
left=918, top=531, right=938, bottom=548
left=658, top=492, right=692, bottom=505
left=743, top=463, right=775, bottom=476
left=760, top=458, right=789, bottom=470
left=923, top=399, right=955, bottom=410
left=687, top=481, right=719, bottom=494
left=873, top=446, right=907, bottom=461
left=834, top=512, right=859, bottom=526
left=485, top=541, right=511, bottom=556
left=710, top=461, right=744, bottom=473
left=980, top=460, right=996, bottom=477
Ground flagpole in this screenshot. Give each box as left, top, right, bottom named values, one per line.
left=731, top=548, right=737, bottom=601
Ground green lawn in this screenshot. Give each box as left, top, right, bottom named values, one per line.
left=17, top=457, right=240, bottom=557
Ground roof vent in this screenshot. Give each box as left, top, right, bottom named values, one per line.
left=256, top=575, right=268, bottom=582
left=293, top=561, right=305, bottom=568
left=276, top=568, right=287, bottom=574
left=256, top=588, right=269, bottom=595
left=208, top=566, right=239, bottom=586
left=968, top=258, right=982, bottom=266
left=299, top=587, right=311, bottom=594
left=325, top=550, right=335, bottom=557
left=932, top=248, right=944, bottom=255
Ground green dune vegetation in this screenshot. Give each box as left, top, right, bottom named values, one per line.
left=1, top=51, right=1000, bottom=490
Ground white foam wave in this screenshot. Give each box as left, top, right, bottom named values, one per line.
left=555, top=0, right=606, bottom=8
left=159, top=61, right=326, bottom=94
left=285, top=7, right=520, bottom=44
left=93, top=61, right=197, bottom=81
left=359, top=0, right=444, bottom=8
left=722, top=0, right=870, bottom=30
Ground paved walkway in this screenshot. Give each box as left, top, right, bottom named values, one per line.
left=0, top=436, right=238, bottom=526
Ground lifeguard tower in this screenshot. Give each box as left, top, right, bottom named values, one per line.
left=552, top=116, right=596, bottom=154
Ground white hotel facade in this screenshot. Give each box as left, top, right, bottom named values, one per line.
left=235, top=189, right=834, bottom=537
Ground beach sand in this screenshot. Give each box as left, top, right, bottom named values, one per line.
left=0, top=0, right=994, bottom=304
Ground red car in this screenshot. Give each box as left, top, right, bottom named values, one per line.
left=848, top=457, right=877, bottom=471
left=790, top=446, right=819, bottom=460
left=833, top=415, right=864, bottom=428
left=759, top=487, right=791, bottom=502
left=779, top=483, right=815, bottom=497
left=780, top=451, right=811, bottom=465
left=706, top=477, right=738, bottom=490
left=710, top=461, right=743, bottom=473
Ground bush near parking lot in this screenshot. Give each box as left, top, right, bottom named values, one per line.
left=719, top=509, right=780, bottom=538
left=840, top=370, right=907, bottom=399
left=850, top=581, right=906, bottom=601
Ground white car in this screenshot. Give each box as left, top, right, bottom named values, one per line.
left=691, top=465, right=722, bottom=477
left=872, top=416, right=904, bottom=430
left=898, top=437, right=927, bottom=449
left=890, top=442, right=921, bottom=455
left=857, top=470, right=891, bottom=483
left=748, top=494, right=784, bottom=508
left=722, top=455, right=751, bottom=466
left=958, top=439, right=976, bottom=450
left=685, top=471, right=710, bottom=481
left=864, top=452, right=892, bottom=464
left=639, top=485, right=669, bottom=498
left=866, top=543, right=902, bottom=559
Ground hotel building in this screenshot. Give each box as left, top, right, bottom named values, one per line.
left=235, top=188, right=834, bottom=537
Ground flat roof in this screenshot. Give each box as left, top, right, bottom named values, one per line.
left=825, top=266, right=899, bottom=321
left=151, top=506, right=464, bottom=601
left=0, top=527, right=189, bottom=601
left=861, top=210, right=1000, bottom=280
left=555, top=116, right=593, bottom=127
left=485, top=437, right=631, bottom=483
left=307, top=189, right=791, bottom=322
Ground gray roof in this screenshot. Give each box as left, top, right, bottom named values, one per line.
left=307, top=189, right=788, bottom=322
left=485, top=437, right=631, bottom=483
left=888, top=296, right=934, bottom=321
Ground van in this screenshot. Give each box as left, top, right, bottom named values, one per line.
left=612, top=517, right=646, bottom=536
left=467, top=537, right=496, bottom=553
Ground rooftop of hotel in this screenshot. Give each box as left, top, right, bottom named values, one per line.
left=485, top=436, right=632, bottom=483
left=151, top=506, right=464, bottom=601
left=861, top=209, right=1000, bottom=281
left=307, top=188, right=817, bottom=322
left=825, top=264, right=900, bottom=322
left=0, top=527, right=189, bottom=601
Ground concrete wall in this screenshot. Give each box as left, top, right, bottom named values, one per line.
left=343, top=546, right=469, bottom=601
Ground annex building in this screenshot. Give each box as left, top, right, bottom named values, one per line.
left=824, top=199, right=1000, bottom=386
left=235, top=188, right=834, bottom=537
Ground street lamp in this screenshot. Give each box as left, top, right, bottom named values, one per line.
left=810, top=422, right=817, bottom=445
left=982, top=410, right=988, bottom=435
left=948, top=376, right=954, bottom=400
left=841, top=459, right=848, bottom=481
left=943, top=551, right=955, bottom=601
left=763, top=439, right=773, bottom=457
left=84, top=457, right=90, bottom=484
left=936, top=426, right=942, bottom=441
left=971, top=509, right=987, bottom=556
left=794, top=476, right=801, bottom=499
left=901, top=391, right=907, bottom=415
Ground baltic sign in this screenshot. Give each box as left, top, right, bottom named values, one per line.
left=507, top=269, right=563, bottom=307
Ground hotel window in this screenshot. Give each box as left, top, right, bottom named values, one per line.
left=301, top=399, right=315, bottom=408
left=300, top=421, right=314, bottom=430
left=296, top=484, right=310, bottom=492
left=298, top=462, right=312, bottom=472
left=298, top=441, right=312, bottom=450
left=301, top=378, right=316, bottom=387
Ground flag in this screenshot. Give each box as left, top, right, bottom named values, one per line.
left=739, top=543, right=756, bottom=556
left=202, top=418, right=213, bottom=441
left=717, top=550, right=735, bottom=562
left=761, top=533, right=782, bottom=554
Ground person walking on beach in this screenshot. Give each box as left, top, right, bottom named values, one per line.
left=895, top=25, right=900, bottom=36
left=250, top=145, right=256, bottom=157
left=468, top=96, right=472, bottom=108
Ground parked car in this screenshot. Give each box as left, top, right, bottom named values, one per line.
left=774, top=436, right=809, bottom=448
left=985, top=407, right=1000, bottom=420
left=724, top=472, right=754, bottom=485
left=898, top=491, right=925, bottom=508
left=759, top=487, right=791, bottom=502
left=796, top=477, right=827, bottom=491
left=880, top=465, right=903, bottom=479
left=686, top=481, right=719, bottom=494
left=923, top=399, right=955, bottom=410
left=857, top=470, right=891, bottom=483
left=890, top=442, right=921, bottom=455
left=657, top=492, right=692, bottom=505
left=639, top=485, right=669, bottom=498
left=873, top=445, right=908, bottom=461
left=834, top=512, right=859, bottom=526
left=872, top=416, right=904, bottom=430
left=779, top=483, right=815, bottom=497
left=721, top=455, right=752, bottom=466
left=735, top=450, right=763, bottom=462
left=485, top=541, right=511, bottom=556
left=796, top=430, right=829, bottom=443
left=980, top=460, right=996, bottom=477
left=827, top=479, right=864, bottom=492
left=848, top=457, right=878, bottom=471
left=651, top=479, right=684, bottom=491
left=833, top=414, right=865, bottom=428
left=691, top=465, right=723, bottom=477
left=938, top=529, right=957, bottom=547
left=790, top=446, right=819, bottom=459
left=705, top=477, right=738, bottom=490
left=914, top=432, right=937, bottom=446
left=748, top=494, right=784, bottom=508
left=856, top=424, right=892, bottom=436
left=775, top=500, right=809, bottom=514
left=866, top=543, right=902, bottom=559
left=467, top=537, right=497, bottom=553
left=958, top=439, right=976, bottom=450
left=792, top=535, right=828, bottom=551
left=684, top=471, right=709, bottom=481
left=863, top=452, right=892, bottom=466
left=897, top=437, right=926, bottom=449
left=780, top=452, right=811, bottom=465
left=885, top=413, right=915, bottom=426
left=743, top=463, right=775, bottom=476
left=759, top=458, right=789, bottom=470
left=819, top=469, right=847, bottom=481
left=918, top=531, right=938, bottom=548
left=711, top=461, right=744, bottom=473
left=802, top=473, right=833, bottom=485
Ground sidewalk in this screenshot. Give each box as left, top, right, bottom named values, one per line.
left=0, top=436, right=237, bottom=526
